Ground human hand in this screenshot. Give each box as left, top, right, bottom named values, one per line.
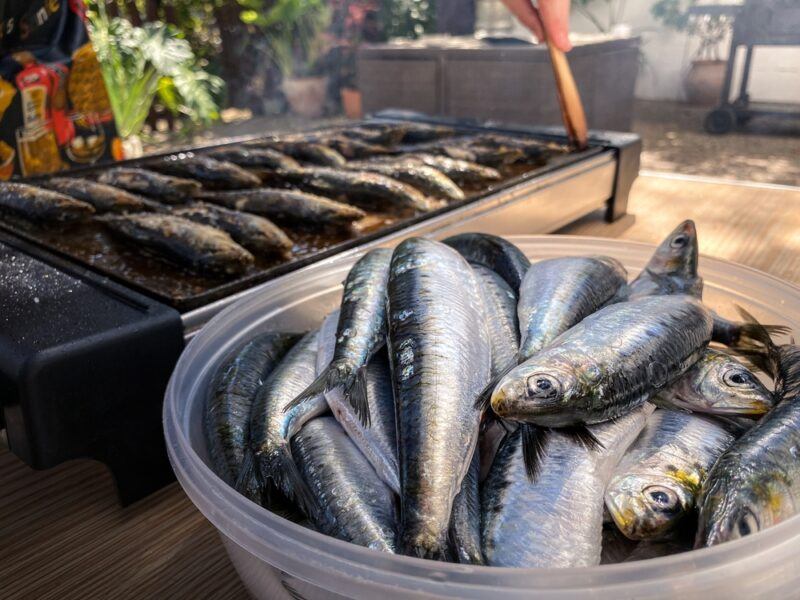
left=499, top=0, right=572, bottom=52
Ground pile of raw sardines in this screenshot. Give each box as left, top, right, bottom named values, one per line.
left=0, top=122, right=558, bottom=278
left=205, top=221, right=799, bottom=567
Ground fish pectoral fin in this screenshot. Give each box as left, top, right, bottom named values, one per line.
left=521, top=424, right=549, bottom=483
left=286, top=362, right=371, bottom=426
left=561, top=425, right=604, bottom=452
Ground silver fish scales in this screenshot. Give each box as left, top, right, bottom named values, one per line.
left=387, top=237, right=491, bottom=560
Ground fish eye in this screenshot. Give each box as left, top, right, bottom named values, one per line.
left=526, top=373, right=562, bottom=401
left=723, top=368, right=754, bottom=387
left=737, top=508, right=760, bottom=537
left=643, top=485, right=679, bottom=511
left=670, top=234, right=688, bottom=249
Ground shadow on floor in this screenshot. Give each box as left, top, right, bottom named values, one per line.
left=633, top=99, right=800, bottom=187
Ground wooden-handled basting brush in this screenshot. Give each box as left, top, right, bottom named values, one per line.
left=546, top=42, right=589, bottom=150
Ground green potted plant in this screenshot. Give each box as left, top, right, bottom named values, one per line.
left=241, top=0, right=331, bottom=118
left=651, top=0, right=733, bottom=105
left=86, top=3, right=222, bottom=156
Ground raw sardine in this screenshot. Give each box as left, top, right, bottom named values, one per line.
left=205, top=333, right=300, bottom=499
left=471, top=264, right=519, bottom=379
left=290, top=248, right=393, bottom=423
left=697, top=327, right=800, bottom=546
left=482, top=406, right=651, bottom=568
left=443, top=232, right=530, bottom=292
left=471, top=264, right=520, bottom=478
left=99, top=212, right=254, bottom=275
left=492, top=295, right=714, bottom=478
left=493, top=295, right=714, bottom=427
left=626, top=220, right=702, bottom=301
left=387, top=237, right=491, bottom=559
left=249, top=331, right=328, bottom=517
left=605, top=409, right=737, bottom=540
left=473, top=255, right=626, bottom=414
left=291, top=417, right=398, bottom=552
left=654, top=348, right=774, bottom=417
left=517, top=256, right=628, bottom=361
left=626, top=220, right=789, bottom=346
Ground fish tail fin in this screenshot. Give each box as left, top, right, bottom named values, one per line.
left=348, top=366, right=371, bottom=427
left=234, top=449, right=264, bottom=504
left=521, top=424, right=549, bottom=483
left=262, top=444, right=319, bottom=520
left=715, top=307, right=790, bottom=353
left=284, top=361, right=370, bottom=426
left=775, top=345, right=800, bottom=405
left=730, top=306, right=782, bottom=378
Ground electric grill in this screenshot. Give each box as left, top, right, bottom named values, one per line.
left=0, top=112, right=640, bottom=504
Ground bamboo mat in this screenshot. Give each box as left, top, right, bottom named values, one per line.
left=3, top=172, right=800, bottom=600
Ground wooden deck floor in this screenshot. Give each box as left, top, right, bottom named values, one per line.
left=3, top=173, right=800, bottom=599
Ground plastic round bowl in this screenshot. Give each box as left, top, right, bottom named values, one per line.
left=164, top=235, right=800, bottom=600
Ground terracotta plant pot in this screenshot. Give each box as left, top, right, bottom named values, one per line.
left=684, top=60, right=727, bottom=106
left=282, top=76, right=329, bottom=118
left=340, top=87, right=363, bottom=119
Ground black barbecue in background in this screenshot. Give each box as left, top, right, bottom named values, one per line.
left=0, top=112, right=640, bottom=504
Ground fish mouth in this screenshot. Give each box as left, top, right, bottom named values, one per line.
left=679, top=220, right=697, bottom=236
left=490, top=386, right=506, bottom=411
left=707, top=401, right=771, bottom=416
left=604, top=495, right=639, bottom=538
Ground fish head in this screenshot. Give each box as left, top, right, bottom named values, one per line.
left=691, top=351, right=775, bottom=416
left=490, top=358, right=581, bottom=426
left=605, top=473, right=693, bottom=540
left=646, top=220, right=699, bottom=280
left=697, top=469, right=794, bottom=546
